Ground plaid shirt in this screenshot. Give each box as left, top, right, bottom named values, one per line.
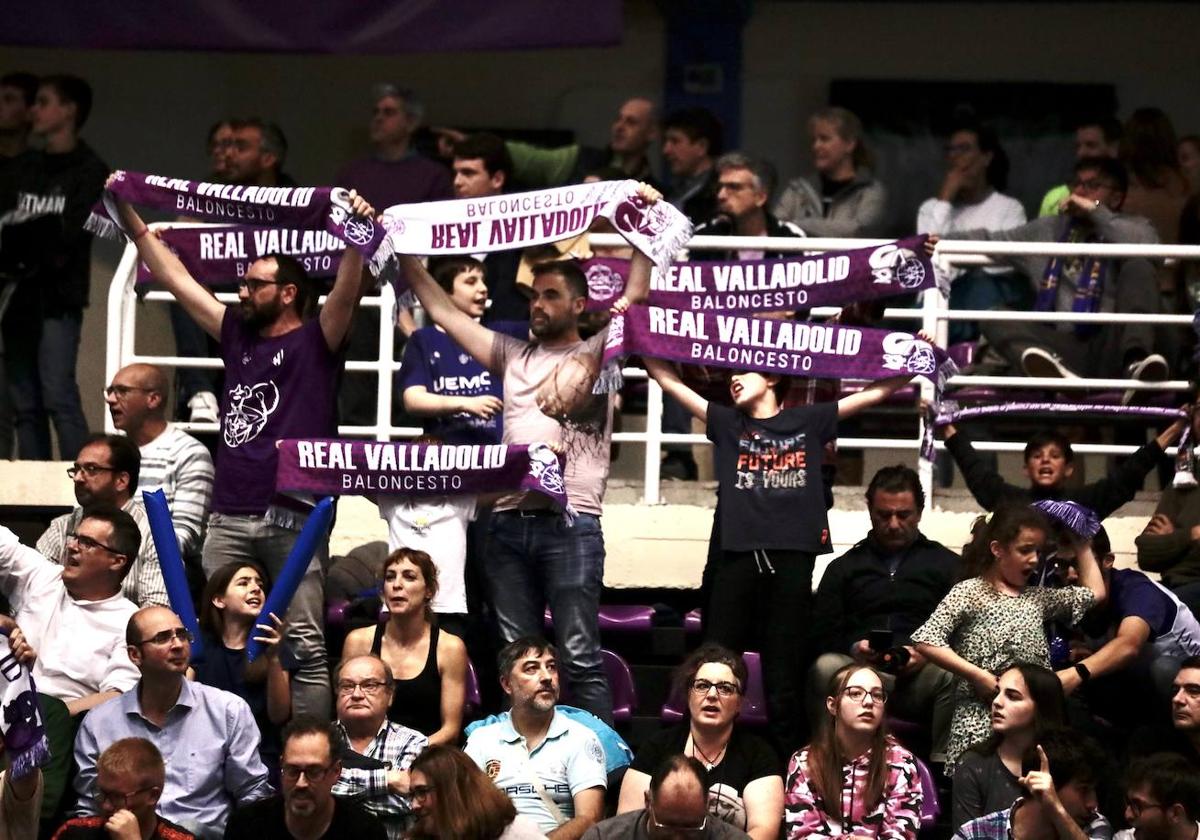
left=955, top=799, right=1114, bottom=840
left=332, top=720, right=427, bottom=840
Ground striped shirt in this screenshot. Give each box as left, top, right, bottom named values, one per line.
left=137, top=425, right=214, bottom=559
left=37, top=499, right=170, bottom=608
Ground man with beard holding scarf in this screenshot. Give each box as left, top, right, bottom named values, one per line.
left=108, top=187, right=377, bottom=719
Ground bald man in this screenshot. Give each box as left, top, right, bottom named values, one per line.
left=105, top=364, right=213, bottom=561
left=584, top=755, right=750, bottom=839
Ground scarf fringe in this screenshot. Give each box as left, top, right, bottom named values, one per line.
left=1032, top=499, right=1101, bottom=539
left=84, top=210, right=124, bottom=241
left=592, top=360, right=625, bottom=395
left=9, top=736, right=49, bottom=780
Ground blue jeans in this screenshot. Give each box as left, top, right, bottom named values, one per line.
left=487, top=511, right=613, bottom=723
left=6, top=307, right=89, bottom=460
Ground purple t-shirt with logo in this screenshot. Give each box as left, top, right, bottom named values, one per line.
left=397, top=322, right=526, bottom=445
left=213, top=310, right=340, bottom=515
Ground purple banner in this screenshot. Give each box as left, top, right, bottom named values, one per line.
left=135, top=226, right=346, bottom=286
left=88, top=171, right=391, bottom=274
left=275, top=439, right=572, bottom=515
left=0, top=2, right=621, bottom=53
left=603, top=305, right=956, bottom=388
left=581, top=235, right=941, bottom=313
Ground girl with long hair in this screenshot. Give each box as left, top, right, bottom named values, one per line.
left=951, top=662, right=1066, bottom=828
left=784, top=664, right=922, bottom=839
left=617, top=644, right=784, bottom=840
left=408, top=745, right=546, bottom=839
left=194, top=561, right=291, bottom=768
left=912, top=505, right=1104, bottom=772
left=341, top=548, right=467, bottom=745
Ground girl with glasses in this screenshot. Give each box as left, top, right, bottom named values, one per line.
left=618, top=645, right=784, bottom=840
left=785, top=664, right=922, bottom=839
left=407, top=745, right=546, bottom=839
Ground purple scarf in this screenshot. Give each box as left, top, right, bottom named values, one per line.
left=380, top=179, right=693, bottom=276
left=135, top=225, right=346, bottom=286
left=581, top=235, right=943, bottom=312
left=87, top=170, right=391, bottom=273
left=600, top=304, right=957, bottom=392
left=275, top=439, right=574, bottom=518
left=1035, top=218, right=1107, bottom=337
left=921, top=400, right=1186, bottom=462
left=0, top=632, right=50, bottom=780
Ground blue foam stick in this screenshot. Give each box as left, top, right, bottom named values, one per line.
left=245, top=496, right=335, bottom=663
left=142, top=489, right=204, bottom=661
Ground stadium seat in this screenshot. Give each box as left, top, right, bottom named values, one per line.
left=661, top=650, right=768, bottom=727
left=684, top=608, right=702, bottom=635
left=559, top=649, right=638, bottom=723
left=464, top=658, right=482, bottom=718
left=914, top=755, right=941, bottom=829
left=544, top=604, right=657, bottom=633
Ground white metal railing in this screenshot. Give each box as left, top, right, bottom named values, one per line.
left=106, top=226, right=1200, bottom=510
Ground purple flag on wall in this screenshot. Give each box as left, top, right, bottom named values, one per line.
left=1, top=1, right=622, bottom=53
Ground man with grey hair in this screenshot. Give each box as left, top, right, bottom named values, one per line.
left=226, top=118, right=294, bottom=187
left=692, top=152, right=804, bottom=257
left=332, top=654, right=427, bottom=840
left=335, top=83, right=452, bottom=427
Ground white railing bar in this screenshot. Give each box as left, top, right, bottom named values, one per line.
left=643, top=378, right=664, bottom=505
left=950, top=375, right=1189, bottom=390
left=930, top=309, right=1193, bottom=325
left=139, top=290, right=387, bottom=308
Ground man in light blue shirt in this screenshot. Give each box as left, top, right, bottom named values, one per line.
left=73, top=605, right=274, bottom=839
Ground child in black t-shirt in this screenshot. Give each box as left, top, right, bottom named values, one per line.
left=644, top=356, right=916, bottom=752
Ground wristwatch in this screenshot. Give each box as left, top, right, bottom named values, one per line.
left=1074, top=662, right=1092, bottom=682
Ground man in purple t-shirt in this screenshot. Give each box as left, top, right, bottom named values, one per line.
left=110, top=187, right=377, bottom=718
left=396, top=233, right=653, bottom=723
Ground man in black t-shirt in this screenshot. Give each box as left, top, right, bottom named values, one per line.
left=809, top=465, right=961, bottom=763
left=225, top=718, right=386, bottom=840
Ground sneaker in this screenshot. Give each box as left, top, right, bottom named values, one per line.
left=1122, top=352, right=1169, bottom=405
left=188, top=391, right=220, bottom=424
left=1020, top=347, right=1079, bottom=379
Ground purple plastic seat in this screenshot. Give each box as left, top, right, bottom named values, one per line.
left=464, top=658, right=482, bottom=718
left=886, top=716, right=923, bottom=748
left=948, top=341, right=977, bottom=369
left=914, top=755, right=941, bottom=828
left=325, top=599, right=351, bottom=632
left=558, top=649, right=638, bottom=724
left=684, top=609, right=702, bottom=635
left=661, top=650, right=768, bottom=728
left=544, top=605, right=656, bottom=633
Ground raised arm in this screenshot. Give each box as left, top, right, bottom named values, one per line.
left=108, top=182, right=225, bottom=339
left=319, top=191, right=374, bottom=352
left=399, top=255, right=496, bottom=369
left=642, top=357, right=708, bottom=422
left=1072, top=541, right=1106, bottom=606
left=838, top=374, right=913, bottom=419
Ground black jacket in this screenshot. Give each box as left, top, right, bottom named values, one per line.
left=691, top=211, right=805, bottom=261
left=945, top=427, right=1162, bottom=520
left=812, top=532, right=962, bottom=654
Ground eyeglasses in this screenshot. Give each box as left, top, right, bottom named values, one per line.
left=237, top=277, right=284, bottom=293
left=135, top=628, right=194, bottom=647
left=94, top=785, right=159, bottom=810
left=67, top=463, right=117, bottom=479
left=410, top=784, right=436, bottom=802
left=1070, top=178, right=1116, bottom=191
left=690, top=679, right=740, bottom=698
left=647, top=802, right=708, bottom=836
left=717, top=181, right=753, bottom=193
left=1126, top=797, right=1165, bottom=818
left=336, top=679, right=390, bottom=696
left=66, top=532, right=123, bottom=555
left=104, top=385, right=157, bottom=399
left=281, top=763, right=336, bottom=783
left=843, top=686, right=888, bottom=704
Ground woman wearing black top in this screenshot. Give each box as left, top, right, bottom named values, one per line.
left=194, top=561, right=291, bottom=768
left=341, top=548, right=467, bottom=745
left=618, top=645, right=784, bottom=840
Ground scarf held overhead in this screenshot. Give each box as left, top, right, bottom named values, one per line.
left=602, top=304, right=957, bottom=389
left=580, top=235, right=943, bottom=312
left=135, top=225, right=346, bottom=286
left=380, top=179, right=692, bottom=275
left=86, top=170, right=390, bottom=273
left=275, top=439, right=573, bottom=516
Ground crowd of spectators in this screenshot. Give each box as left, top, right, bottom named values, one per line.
left=0, top=69, right=1199, bottom=840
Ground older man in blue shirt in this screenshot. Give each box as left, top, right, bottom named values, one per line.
left=73, top=606, right=273, bottom=838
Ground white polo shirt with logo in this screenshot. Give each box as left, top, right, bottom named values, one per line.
left=464, top=710, right=607, bottom=834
